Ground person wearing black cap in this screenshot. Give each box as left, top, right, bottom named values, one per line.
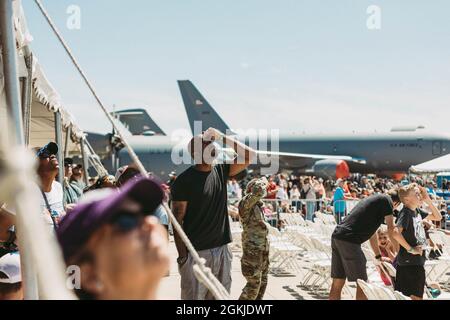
left=34, top=142, right=65, bottom=231
left=63, top=158, right=82, bottom=209
left=71, top=164, right=86, bottom=191
left=56, top=177, right=170, bottom=300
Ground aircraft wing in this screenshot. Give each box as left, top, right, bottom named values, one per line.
left=255, top=150, right=366, bottom=170
left=257, top=150, right=366, bottom=163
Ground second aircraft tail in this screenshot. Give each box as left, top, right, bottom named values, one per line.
left=178, top=80, right=231, bottom=135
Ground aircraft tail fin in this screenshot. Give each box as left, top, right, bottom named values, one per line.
left=112, top=108, right=166, bottom=136
left=178, top=80, right=231, bottom=135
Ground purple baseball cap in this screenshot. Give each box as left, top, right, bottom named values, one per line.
left=56, top=176, right=164, bottom=261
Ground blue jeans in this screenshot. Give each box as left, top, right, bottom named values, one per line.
left=306, top=201, right=316, bottom=221
left=335, top=211, right=345, bottom=224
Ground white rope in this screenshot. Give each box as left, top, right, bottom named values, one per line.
left=162, top=203, right=230, bottom=300
left=82, top=137, right=109, bottom=177
left=33, top=0, right=230, bottom=300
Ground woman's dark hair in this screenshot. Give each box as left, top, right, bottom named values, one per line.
left=83, top=175, right=113, bottom=193
left=116, top=167, right=141, bottom=188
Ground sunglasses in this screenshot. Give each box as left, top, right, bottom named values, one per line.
left=38, top=152, right=51, bottom=159
left=109, top=212, right=143, bottom=233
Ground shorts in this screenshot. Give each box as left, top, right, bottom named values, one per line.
left=394, top=265, right=425, bottom=298
left=331, top=237, right=367, bottom=282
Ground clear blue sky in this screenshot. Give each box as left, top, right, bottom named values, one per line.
left=22, top=0, right=450, bottom=135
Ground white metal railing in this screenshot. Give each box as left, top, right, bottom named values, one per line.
left=228, top=198, right=358, bottom=222
left=228, top=197, right=450, bottom=227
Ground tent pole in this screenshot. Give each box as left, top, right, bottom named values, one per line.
left=116, top=150, right=120, bottom=172
left=80, top=137, right=89, bottom=185
left=0, top=0, right=24, bottom=144
left=19, top=77, right=27, bottom=141
left=84, top=138, right=107, bottom=176
left=54, top=111, right=64, bottom=185
left=0, top=0, right=38, bottom=299
left=22, top=48, right=33, bottom=146
left=64, top=126, right=71, bottom=158
left=111, top=148, right=116, bottom=173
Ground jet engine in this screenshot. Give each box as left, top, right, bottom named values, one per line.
left=311, top=159, right=350, bottom=179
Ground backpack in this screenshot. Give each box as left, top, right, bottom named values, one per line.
left=300, top=186, right=310, bottom=199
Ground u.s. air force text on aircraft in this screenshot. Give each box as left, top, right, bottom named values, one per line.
left=176, top=304, right=273, bottom=317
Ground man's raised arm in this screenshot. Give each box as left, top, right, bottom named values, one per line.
left=204, top=127, right=257, bottom=177
left=419, top=187, right=442, bottom=222
left=240, top=178, right=268, bottom=214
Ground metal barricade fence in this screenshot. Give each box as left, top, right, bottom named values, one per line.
left=228, top=197, right=360, bottom=226
left=228, top=197, right=450, bottom=228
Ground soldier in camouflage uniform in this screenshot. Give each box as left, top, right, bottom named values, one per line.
left=238, top=177, right=270, bottom=300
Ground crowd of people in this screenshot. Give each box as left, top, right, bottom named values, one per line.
left=228, top=172, right=449, bottom=225
left=228, top=170, right=450, bottom=300
left=1, top=126, right=449, bottom=300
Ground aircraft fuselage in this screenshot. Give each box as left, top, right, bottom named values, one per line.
left=277, top=131, right=450, bottom=174
left=111, top=131, right=450, bottom=178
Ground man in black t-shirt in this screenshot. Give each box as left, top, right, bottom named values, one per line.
left=329, top=191, right=400, bottom=300
left=393, top=184, right=442, bottom=300
left=171, top=127, right=256, bottom=300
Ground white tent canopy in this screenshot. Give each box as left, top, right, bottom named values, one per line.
left=30, top=61, right=84, bottom=151
left=410, top=153, right=450, bottom=174
left=0, top=0, right=89, bottom=155
left=0, top=0, right=109, bottom=180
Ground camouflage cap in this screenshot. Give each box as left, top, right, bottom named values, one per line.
left=245, top=177, right=268, bottom=196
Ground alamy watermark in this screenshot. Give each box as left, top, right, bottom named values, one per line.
left=66, top=265, right=81, bottom=290
left=66, top=5, right=81, bottom=30
left=367, top=5, right=381, bottom=30
left=170, top=121, right=280, bottom=175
